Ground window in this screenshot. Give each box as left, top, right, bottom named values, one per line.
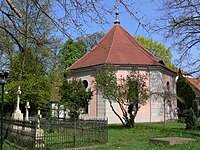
left=82, top=80, right=89, bottom=114
left=83, top=80, right=88, bottom=89
left=166, top=81, right=170, bottom=91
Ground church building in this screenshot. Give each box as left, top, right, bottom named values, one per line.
left=68, top=14, right=177, bottom=124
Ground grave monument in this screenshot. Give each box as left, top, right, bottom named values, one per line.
left=12, top=86, right=23, bottom=129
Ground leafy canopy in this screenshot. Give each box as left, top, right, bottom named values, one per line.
left=135, top=36, right=175, bottom=69
left=0, top=0, right=60, bottom=116
left=60, top=78, right=92, bottom=119
left=4, top=51, right=51, bottom=116
left=176, top=70, right=196, bottom=109
left=59, top=39, right=87, bottom=71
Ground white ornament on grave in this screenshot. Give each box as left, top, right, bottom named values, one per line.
left=12, top=86, right=23, bottom=129
left=24, top=101, right=31, bottom=131
left=15, top=86, right=22, bottom=113
left=25, top=102, right=30, bottom=121
left=37, top=110, right=42, bottom=129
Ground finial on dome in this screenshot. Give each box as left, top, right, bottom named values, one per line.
left=114, top=4, right=120, bottom=24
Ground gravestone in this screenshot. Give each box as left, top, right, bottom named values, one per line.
left=12, top=86, right=23, bottom=130
left=25, top=101, right=30, bottom=121
left=150, top=137, right=195, bottom=145
left=24, top=101, right=31, bottom=131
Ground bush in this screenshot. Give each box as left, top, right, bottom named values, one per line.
left=182, top=108, right=197, bottom=129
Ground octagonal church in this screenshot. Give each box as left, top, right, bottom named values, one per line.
left=67, top=17, right=177, bottom=124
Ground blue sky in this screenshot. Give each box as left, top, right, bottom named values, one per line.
left=85, top=1, right=180, bottom=65
left=56, top=1, right=181, bottom=69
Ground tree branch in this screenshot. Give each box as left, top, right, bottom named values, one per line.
left=0, top=26, right=23, bottom=51
left=6, top=0, right=22, bottom=18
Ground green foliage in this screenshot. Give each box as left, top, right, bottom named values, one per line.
left=49, top=70, right=64, bottom=103
left=176, top=70, right=196, bottom=128
left=4, top=51, right=52, bottom=116
left=127, top=80, right=139, bottom=103
left=134, top=36, right=175, bottom=69
left=95, top=65, right=118, bottom=101
left=59, top=39, right=87, bottom=71
left=176, top=70, right=196, bottom=110
left=60, top=78, right=92, bottom=119
left=0, top=0, right=61, bottom=116
left=182, top=109, right=197, bottom=130
left=95, top=65, right=149, bottom=127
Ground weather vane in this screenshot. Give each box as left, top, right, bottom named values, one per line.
left=114, top=0, right=120, bottom=24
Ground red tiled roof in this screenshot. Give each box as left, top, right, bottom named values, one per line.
left=69, top=24, right=166, bottom=70
left=186, top=78, right=200, bottom=92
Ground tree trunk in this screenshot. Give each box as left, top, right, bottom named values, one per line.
left=108, top=100, right=126, bottom=126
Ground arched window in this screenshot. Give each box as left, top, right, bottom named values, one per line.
left=83, top=80, right=88, bottom=89
left=82, top=80, right=89, bottom=114
left=166, top=81, right=170, bottom=91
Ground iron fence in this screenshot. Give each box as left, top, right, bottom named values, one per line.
left=1, top=117, right=36, bottom=149
left=1, top=117, right=108, bottom=149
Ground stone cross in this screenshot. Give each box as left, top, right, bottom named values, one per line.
left=16, top=86, right=21, bottom=113
left=25, top=102, right=30, bottom=121
left=37, top=110, right=42, bottom=128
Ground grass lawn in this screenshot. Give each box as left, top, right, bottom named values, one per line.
left=84, top=122, right=200, bottom=150
left=4, top=122, right=200, bottom=150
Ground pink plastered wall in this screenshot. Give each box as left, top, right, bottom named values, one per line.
left=88, top=75, right=97, bottom=117
left=71, top=67, right=177, bottom=123
left=114, top=70, right=151, bottom=119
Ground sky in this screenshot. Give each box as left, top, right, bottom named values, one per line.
left=73, top=1, right=180, bottom=65
left=55, top=0, right=188, bottom=72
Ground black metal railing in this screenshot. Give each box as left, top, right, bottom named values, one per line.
left=2, top=117, right=36, bottom=150
left=1, top=117, right=108, bottom=149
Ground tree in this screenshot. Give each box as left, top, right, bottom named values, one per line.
left=0, top=0, right=61, bottom=73
left=134, top=36, right=175, bottom=69
left=158, top=0, right=200, bottom=75
left=0, top=0, right=59, bottom=116
left=176, top=69, right=196, bottom=119
left=95, top=65, right=149, bottom=127
left=182, top=108, right=197, bottom=129
left=59, top=38, right=87, bottom=71
left=76, top=32, right=105, bottom=50
left=0, top=29, right=14, bottom=69
left=1, top=1, right=149, bottom=54
left=60, top=78, right=92, bottom=119
left=4, top=51, right=52, bottom=116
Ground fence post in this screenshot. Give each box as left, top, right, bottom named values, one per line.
left=0, top=83, right=5, bottom=150
left=35, top=110, right=44, bottom=148
left=106, top=118, right=108, bottom=143
left=73, top=118, right=76, bottom=148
